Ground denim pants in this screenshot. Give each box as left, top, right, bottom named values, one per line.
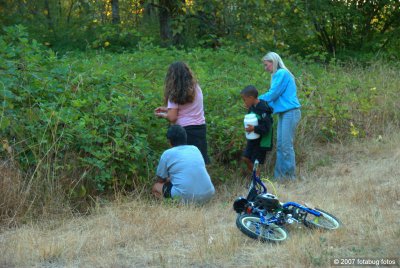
left=274, top=108, right=301, bottom=180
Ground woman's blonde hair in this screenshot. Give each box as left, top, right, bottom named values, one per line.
left=262, top=52, right=294, bottom=77
left=164, top=61, right=197, bottom=105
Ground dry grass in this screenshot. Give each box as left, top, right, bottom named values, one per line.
left=0, top=160, right=72, bottom=229
left=1, top=132, right=400, bottom=267
left=0, top=161, right=26, bottom=227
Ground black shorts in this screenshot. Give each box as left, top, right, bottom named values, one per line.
left=162, top=181, right=173, bottom=198
left=243, top=139, right=267, bottom=164
left=184, top=124, right=210, bottom=164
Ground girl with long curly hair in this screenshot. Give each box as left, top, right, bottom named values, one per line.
left=155, top=61, right=210, bottom=164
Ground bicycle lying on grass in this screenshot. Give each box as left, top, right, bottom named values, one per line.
left=233, top=160, right=341, bottom=242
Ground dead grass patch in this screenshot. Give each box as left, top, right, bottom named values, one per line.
left=0, top=133, right=399, bottom=267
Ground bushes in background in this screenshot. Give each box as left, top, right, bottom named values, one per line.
left=1, top=26, right=399, bottom=197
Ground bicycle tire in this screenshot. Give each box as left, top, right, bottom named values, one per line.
left=236, top=214, right=288, bottom=242
left=304, top=208, right=342, bottom=230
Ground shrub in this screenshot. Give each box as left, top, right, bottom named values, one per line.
left=1, top=25, right=399, bottom=197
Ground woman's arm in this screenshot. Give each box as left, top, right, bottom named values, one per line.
left=259, top=70, right=290, bottom=102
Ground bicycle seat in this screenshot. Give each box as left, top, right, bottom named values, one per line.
left=233, top=197, right=249, bottom=213
left=254, top=193, right=281, bottom=211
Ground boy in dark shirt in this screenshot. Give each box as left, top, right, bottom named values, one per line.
left=240, top=85, right=273, bottom=175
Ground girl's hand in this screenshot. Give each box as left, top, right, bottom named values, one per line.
left=156, top=113, right=167, bottom=118
left=154, top=111, right=167, bottom=118
left=154, top=106, right=168, bottom=118
left=154, top=107, right=178, bottom=123
left=154, top=106, right=167, bottom=113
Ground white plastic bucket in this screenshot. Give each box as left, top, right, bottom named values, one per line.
left=244, top=114, right=260, bottom=140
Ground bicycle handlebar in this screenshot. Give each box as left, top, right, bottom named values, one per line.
left=253, top=160, right=259, bottom=172
left=251, top=159, right=267, bottom=194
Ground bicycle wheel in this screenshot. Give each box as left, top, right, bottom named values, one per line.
left=304, top=208, right=341, bottom=230
left=236, top=214, right=288, bottom=242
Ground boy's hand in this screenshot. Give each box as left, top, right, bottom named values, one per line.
left=245, top=125, right=255, bottom=132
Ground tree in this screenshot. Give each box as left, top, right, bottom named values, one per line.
left=144, top=0, right=186, bottom=46
left=111, top=0, right=120, bottom=24
left=0, top=0, right=398, bottom=58
left=300, top=0, right=400, bottom=56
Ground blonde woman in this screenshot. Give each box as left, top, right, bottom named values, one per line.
left=154, top=61, right=210, bottom=164
left=259, top=52, right=301, bottom=180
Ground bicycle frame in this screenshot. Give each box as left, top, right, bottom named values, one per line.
left=246, top=160, right=322, bottom=219
left=247, top=161, right=267, bottom=196
left=234, top=161, right=342, bottom=241
left=282, top=202, right=322, bottom=217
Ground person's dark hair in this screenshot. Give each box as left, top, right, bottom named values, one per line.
left=164, top=61, right=197, bottom=105
left=166, top=125, right=187, bottom=146
left=240, top=85, right=258, bottom=98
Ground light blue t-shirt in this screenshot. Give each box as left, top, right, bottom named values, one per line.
left=259, top=68, right=301, bottom=114
left=156, top=145, right=215, bottom=203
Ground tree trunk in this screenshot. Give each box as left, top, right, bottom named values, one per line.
left=111, top=0, right=120, bottom=24
left=44, top=0, right=57, bottom=39
left=67, top=0, right=76, bottom=24
left=159, top=2, right=172, bottom=46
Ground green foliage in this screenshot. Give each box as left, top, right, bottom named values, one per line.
left=1, top=0, right=399, bottom=59
left=295, top=59, right=400, bottom=142
left=296, top=0, right=400, bottom=60
left=1, top=25, right=399, bottom=195
left=0, top=25, right=166, bottom=193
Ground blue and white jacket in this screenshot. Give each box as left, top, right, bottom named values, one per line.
left=259, top=68, right=301, bottom=114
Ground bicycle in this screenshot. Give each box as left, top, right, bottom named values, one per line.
left=233, top=160, right=341, bottom=242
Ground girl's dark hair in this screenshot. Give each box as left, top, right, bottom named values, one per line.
left=164, top=61, right=197, bottom=105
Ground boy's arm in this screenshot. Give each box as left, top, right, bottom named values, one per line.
left=155, top=176, right=169, bottom=183
left=156, top=152, right=169, bottom=181
left=254, top=112, right=271, bottom=135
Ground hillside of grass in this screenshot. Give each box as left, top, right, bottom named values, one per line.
left=1, top=28, right=399, bottom=186
left=0, top=131, right=399, bottom=267
left=1, top=26, right=400, bottom=224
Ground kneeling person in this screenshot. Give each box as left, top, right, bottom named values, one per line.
left=152, top=125, right=215, bottom=204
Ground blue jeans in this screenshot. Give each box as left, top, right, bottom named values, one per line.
left=274, top=109, right=301, bottom=180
